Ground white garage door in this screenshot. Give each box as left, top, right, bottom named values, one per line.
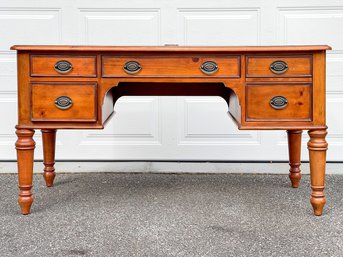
left=0, top=0, right=342, bottom=161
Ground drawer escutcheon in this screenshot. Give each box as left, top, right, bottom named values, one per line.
left=270, top=60, right=288, bottom=74
left=270, top=96, right=288, bottom=110
left=200, top=61, right=219, bottom=75
left=123, top=61, right=141, bottom=74
left=54, top=60, right=73, bottom=74
left=54, top=96, right=73, bottom=110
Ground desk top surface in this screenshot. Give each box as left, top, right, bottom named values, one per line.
left=11, top=45, right=331, bottom=52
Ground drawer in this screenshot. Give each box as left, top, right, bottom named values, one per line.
left=246, top=83, right=312, bottom=121
left=31, top=55, right=97, bottom=77
left=102, top=55, right=240, bottom=77
left=246, top=55, right=312, bottom=78
left=31, top=83, right=97, bottom=122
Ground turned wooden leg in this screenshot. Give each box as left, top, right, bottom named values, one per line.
left=287, top=130, right=303, bottom=188
left=308, top=129, right=328, bottom=216
left=15, top=127, right=35, bottom=215
left=42, top=129, right=56, bottom=187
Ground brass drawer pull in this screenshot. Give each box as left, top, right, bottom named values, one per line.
left=270, top=96, right=288, bottom=110
left=54, top=60, right=73, bottom=74
left=123, top=61, right=141, bottom=74
left=270, top=60, right=288, bottom=74
left=55, top=96, right=73, bottom=110
left=200, top=61, right=219, bottom=75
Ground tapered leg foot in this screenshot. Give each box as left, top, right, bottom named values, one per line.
left=287, top=130, right=302, bottom=188
left=18, top=186, right=33, bottom=215
left=311, top=186, right=326, bottom=216
left=42, top=129, right=56, bottom=187
left=43, top=172, right=55, bottom=187
left=15, top=127, right=35, bottom=215
left=308, top=129, right=328, bottom=216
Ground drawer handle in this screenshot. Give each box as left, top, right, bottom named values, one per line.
left=55, top=96, right=73, bottom=110
left=270, top=60, right=288, bottom=74
left=54, top=60, right=73, bottom=74
left=270, top=96, right=288, bottom=110
left=200, top=61, right=219, bottom=75
left=123, top=61, right=141, bottom=74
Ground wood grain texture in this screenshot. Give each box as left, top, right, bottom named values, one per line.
left=102, top=55, right=240, bottom=78
left=312, top=52, right=326, bottom=125
left=15, top=127, right=35, bottom=215
left=245, top=83, right=312, bottom=121
left=10, top=45, right=332, bottom=51
left=12, top=45, right=330, bottom=215
left=287, top=130, right=303, bottom=188
left=31, top=55, right=97, bottom=77
left=308, top=129, right=328, bottom=216
left=246, top=55, right=312, bottom=78
left=31, top=83, right=97, bottom=122
left=42, top=129, right=56, bottom=187
left=17, top=53, right=31, bottom=125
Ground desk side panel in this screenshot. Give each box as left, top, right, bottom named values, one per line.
left=312, top=51, right=326, bottom=125
left=17, top=52, right=31, bottom=126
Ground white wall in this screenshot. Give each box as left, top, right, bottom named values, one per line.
left=0, top=0, right=342, bottom=161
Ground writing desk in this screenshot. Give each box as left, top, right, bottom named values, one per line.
left=11, top=45, right=331, bottom=216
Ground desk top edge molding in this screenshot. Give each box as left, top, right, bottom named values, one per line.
left=10, top=45, right=332, bottom=52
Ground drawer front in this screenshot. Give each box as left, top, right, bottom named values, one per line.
left=102, top=55, right=240, bottom=77
left=246, top=83, right=312, bottom=121
left=31, top=83, right=97, bottom=122
left=31, top=55, right=97, bottom=77
left=246, top=55, right=312, bottom=78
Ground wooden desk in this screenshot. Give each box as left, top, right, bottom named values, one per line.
left=11, top=45, right=331, bottom=216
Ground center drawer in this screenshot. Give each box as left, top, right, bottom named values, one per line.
left=102, top=55, right=240, bottom=78
left=31, top=83, right=97, bottom=122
